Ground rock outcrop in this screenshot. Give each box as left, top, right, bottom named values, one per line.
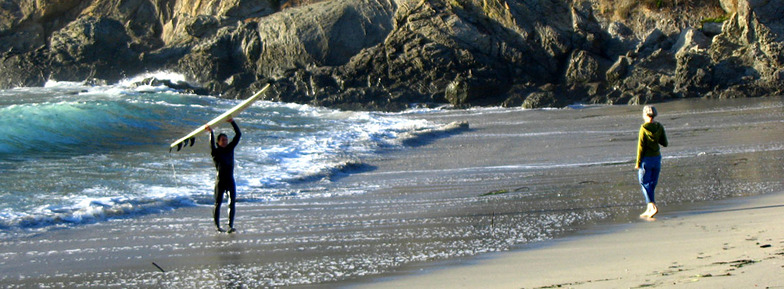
left=0, top=0, right=782, bottom=110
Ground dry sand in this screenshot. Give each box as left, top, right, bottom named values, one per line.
left=357, top=190, right=784, bottom=288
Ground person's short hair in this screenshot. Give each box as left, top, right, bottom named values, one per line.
left=643, top=105, right=657, bottom=118
left=217, top=133, right=228, bottom=141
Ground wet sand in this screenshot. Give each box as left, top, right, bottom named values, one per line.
left=357, top=191, right=784, bottom=288
left=1, top=97, right=783, bottom=288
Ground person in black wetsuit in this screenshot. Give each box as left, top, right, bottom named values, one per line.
left=205, top=118, right=241, bottom=233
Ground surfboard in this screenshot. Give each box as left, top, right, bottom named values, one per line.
left=169, top=83, right=271, bottom=152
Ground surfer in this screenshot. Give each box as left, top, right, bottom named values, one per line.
left=206, top=118, right=241, bottom=233
left=635, top=105, right=668, bottom=219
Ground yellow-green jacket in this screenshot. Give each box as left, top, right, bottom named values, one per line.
left=636, top=121, right=668, bottom=167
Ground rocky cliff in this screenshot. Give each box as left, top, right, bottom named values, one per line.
left=1, top=0, right=781, bottom=110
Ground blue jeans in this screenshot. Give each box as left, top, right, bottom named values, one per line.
left=638, top=156, right=661, bottom=203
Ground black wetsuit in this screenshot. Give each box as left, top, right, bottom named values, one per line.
left=210, top=121, right=241, bottom=230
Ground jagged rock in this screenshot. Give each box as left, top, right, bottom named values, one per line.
left=49, top=17, right=133, bottom=63
left=566, top=50, right=601, bottom=85
left=615, top=48, right=677, bottom=104
left=636, top=29, right=671, bottom=56
left=522, top=86, right=566, bottom=109
left=675, top=51, right=713, bottom=97
left=0, top=0, right=81, bottom=54
left=50, top=17, right=139, bottom=82
left=130, top=77, right=210, bottom=95
left=670, top=27, right=713, bottom=97
left=0, top=51, right=48, bottom=87
left=253, top=0, right=397, bottom=76
left=701, top=22, right=723, bottom=37
left=444, top=75, right=471, bottom=107
left=604, top=21, right=638, bottom=57
left=672, top=27, right=710, bottom=57
left=606, top=56, right=631, bottom=84
left=705, top=0, right=784, bottom=97
left=571, top=1, right=605, bottom=53
left=720, top=0, right=738, bottom=13
left=333, top=0, right=577, bottom=109
left=184, top=15, right=219, bottom=38
left=0, top=0, right=782, bottom=110
left=177, top=22, right=261, bottom=91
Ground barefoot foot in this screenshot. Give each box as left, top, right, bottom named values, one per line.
left=648, top=203, right=658, bottom=218
left=639, top=203, right=654, bottom=218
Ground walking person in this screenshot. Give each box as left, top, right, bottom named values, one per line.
left=206, top=118, right=241, bottom=233
left=635, top=105, right=668, bottom=218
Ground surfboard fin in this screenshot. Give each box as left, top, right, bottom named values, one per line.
left=169, top=137, right=195, bottom=152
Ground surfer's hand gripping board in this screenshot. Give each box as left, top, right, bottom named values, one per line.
left=169, top=84, right=270, bottom=152
left=204, top=118, right=232, bottom=133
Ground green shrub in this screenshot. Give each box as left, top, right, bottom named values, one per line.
left=701, top=14, right=730, bottom=24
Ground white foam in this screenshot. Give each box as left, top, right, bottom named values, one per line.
left=43, top=79, right=88, bottom=89
left=117, top=70, right=191, bottom=88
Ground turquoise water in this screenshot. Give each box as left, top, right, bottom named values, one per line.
left=0, top=74, right=435, bottom=236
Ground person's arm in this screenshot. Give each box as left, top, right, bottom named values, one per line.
left=659, top=125, right=668, bottom=147
left=206, top=125, right=216, bottom=150
left=228, top=119, right=241, bottom=147
left=635, top=126, right=644, bottom=169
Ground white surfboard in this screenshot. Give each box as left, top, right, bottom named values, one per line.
left=169, top=83, right=271, bottom=151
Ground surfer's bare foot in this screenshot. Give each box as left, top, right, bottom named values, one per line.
left=227, top=228, right=236, bottom=234
left=217, top=227, right=226, bottom=233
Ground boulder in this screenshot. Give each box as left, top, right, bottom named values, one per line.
left=0, top=52, right=48, bottom=87
left=252, top=0, right=397, bottom=75
left=720, top=0, right=738, bottom=14
left=177, top=22, right=260, bottom=87
left=184, top=15, right=219, bottom=38
left=674, top=51, right=713, bottom=97
left=671, top=27, right=710, bottom=57
left=701, top=22, right=723, bottom=37
left=522, top=86, right=567, bottom=109
left=604, top=21, right=638, bottom=57
left=636, top=29, right=671, bottom=56
left=606, top=56, right=631, bottom=84
left=39, top=16, right=140, bottom=84
left=615, top=49, right=677, bottom=103
left=565, top=50, right=601, bottom=85
left=49, top=17, right=133, bottom=63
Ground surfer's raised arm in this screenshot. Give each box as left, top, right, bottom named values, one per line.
left=228, top=119, right=241, bottom=147
left=207, top=125, right=216, bottom=150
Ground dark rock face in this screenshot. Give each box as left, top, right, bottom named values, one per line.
left=0, top=0, right=782, bottom=110
left=47, top=17, right=138, bottom=81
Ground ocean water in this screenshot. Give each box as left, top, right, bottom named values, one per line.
left=0, top=72, right=436, bottom=238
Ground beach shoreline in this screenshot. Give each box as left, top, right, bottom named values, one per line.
left=1, top=97, right=783, bottom=288
left=352, top=190, right=784, bottom=288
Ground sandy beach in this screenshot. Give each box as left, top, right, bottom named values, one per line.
left=357, top=191, right=784, bottom=288
left=1, top=97, right=783, bottom=288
